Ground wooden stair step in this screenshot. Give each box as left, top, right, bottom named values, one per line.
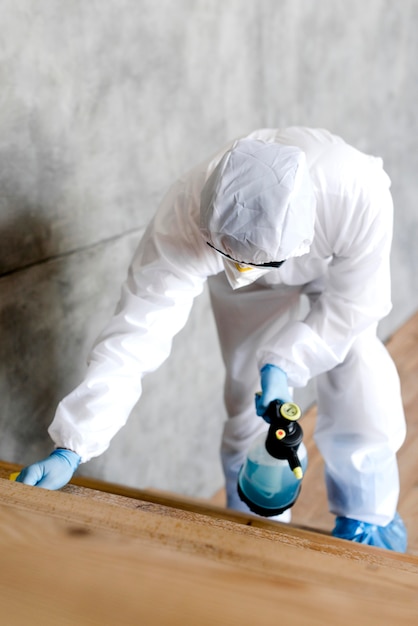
left=1, top=461, right=418, bottom=625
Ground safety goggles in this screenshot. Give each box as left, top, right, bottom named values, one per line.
left=207, top=242, right=285, bottom=269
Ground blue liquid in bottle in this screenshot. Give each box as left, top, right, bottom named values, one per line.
left=238, top=433, right=308, bottom=516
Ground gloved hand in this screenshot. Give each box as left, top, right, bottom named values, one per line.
left=332, top=512, right=407, bottom=553
left=255, top=364, right=292, bottom=421
left=15, top=448, right=81, bottom=490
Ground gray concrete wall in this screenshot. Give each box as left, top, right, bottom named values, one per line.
left=1, top=0, right=417, bottom=497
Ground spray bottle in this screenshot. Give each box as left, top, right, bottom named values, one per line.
left=237, top=399, right=308, bottom=517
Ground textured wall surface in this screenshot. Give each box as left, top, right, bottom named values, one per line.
left=1, top=0, right=418, bottom=497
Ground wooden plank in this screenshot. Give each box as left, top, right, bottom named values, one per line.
left=1, top=477, right=418, bottom=626
left=2, top=462, right=416, bottom=571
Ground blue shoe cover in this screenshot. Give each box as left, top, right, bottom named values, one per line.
left=332, top=512, right=407, bottom=553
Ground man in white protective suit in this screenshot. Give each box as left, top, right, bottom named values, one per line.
left=16, top=127, right=408, bottom=551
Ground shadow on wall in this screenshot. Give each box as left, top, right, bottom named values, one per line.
left=0, top=206, right=78, bottom=465
left=0, top=107, right=97, bottom=465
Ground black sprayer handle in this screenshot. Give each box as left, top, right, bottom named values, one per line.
left=286, top=448, right=302, bottom=474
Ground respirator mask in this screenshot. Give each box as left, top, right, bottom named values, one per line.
left=223, top=259, right=272, bottom=289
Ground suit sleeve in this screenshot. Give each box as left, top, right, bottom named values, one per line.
left=48, top=174, right=221, bottom=461
left=258, top=182, right=394, bottom=387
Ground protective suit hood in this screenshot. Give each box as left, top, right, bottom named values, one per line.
left=200, top=138, right=316, bottom=266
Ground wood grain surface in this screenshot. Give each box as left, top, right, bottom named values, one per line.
left=1, top=463, right=418, bottom=625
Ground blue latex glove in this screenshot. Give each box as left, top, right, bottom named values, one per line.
left=15, top=448, right=81, bottom=490
left=332, top=512, right=407, bottom=553
left=255, top=364, right=292, bottom=421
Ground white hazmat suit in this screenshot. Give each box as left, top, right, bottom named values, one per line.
left=48, top=127, right=406, bottom=528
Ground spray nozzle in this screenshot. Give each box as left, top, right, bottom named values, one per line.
left=264, top=400, right=304, bottom=479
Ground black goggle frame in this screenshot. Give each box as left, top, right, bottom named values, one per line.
left=207, top=243, right=285, bottom=269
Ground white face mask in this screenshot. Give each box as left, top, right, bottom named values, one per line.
left=223, top=259, right=271, bottom=290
